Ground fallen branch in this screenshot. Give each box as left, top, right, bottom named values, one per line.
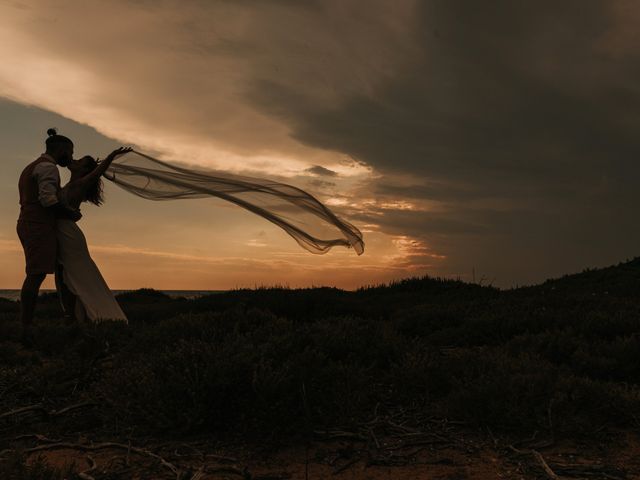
left=531, top=450, right=559, bottom=480
left=173, top=443, right=238, bottom=463
left=7, top=440, right=257, bottom=480
left=13, top=434, right=59, bottom=443
left=332, top=456, right=359, bottom=475
left=18, top=441, right=180, bottom=479
left=0, top=404, right=46, bottom=419
left=0, top=402, right=97, bottom=421
left=367, top=428, right=380, bottom=450
left=508, top=445, right=558, bottom=480
left=78, top=455, right=97, bottom=480
left=313, top=430, right=367, bottom=441
left=549, top=462, right=626, bottom=480
left=202, top=464, right=251, bottom=479
left=51, top=401, right=98, bottom=416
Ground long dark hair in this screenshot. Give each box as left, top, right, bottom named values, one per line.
left=79, top=156, right=104, bottom=206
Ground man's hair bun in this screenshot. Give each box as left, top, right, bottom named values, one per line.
left=45, top=128, right=73, bottom=150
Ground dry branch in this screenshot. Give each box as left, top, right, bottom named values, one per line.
left=17, top=441, right=180, bottom=479
left=508, top=445, right=559, bottom=480
left=0, top=402, right=97, bottom=421
left=78, top=455, right=97, bottom=480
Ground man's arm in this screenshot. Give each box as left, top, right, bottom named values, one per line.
left=32, top=162, right=81, bottom=221
left=32, top=162, right=60, bottom=208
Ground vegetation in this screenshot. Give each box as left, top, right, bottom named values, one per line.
left=0, top=258, right=639, bottom=475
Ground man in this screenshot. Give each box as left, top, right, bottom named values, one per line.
left=17, top=129, right=80, bottom=346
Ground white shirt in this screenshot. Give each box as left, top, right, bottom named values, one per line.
left=32, top=154, right=60, bottom=208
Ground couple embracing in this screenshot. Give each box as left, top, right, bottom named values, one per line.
left=17, top=129, right=130, bottom=346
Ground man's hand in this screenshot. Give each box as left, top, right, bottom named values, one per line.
left=58, top=208, right=82, bottom=222
left=50, top=203, right=82, bottom=222
left=67, top=209, right=83, bottom=222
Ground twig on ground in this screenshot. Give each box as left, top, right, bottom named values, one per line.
left=368, top=428, right=380, bottom=450
left=313, top=430, right=367, bottom=441
left=549, top=462, right=627, bottom=480
left=486, top=426, right=498, bottom=448
left=173, top=443, right=238, bottom=463
left=0, top=401, right=97, bottom=421
left=203, top=464, right=251, bottom=479
left=13, top=434, right=58, bottom=443
left=0, top=404, right=46, bottom=419
left=52, top=401, right=98, bottom=416
left=508, top=445, right=559, bottom=480
left=386, top=420, right=419, bottom=434
left=531, top=450, right=559, bottom=480
left=332, top=456, right=359, bottom=475
left=78, top=455, right=97, bottom=480
left=13, top=441, right=181, bottom=479
left=190, top=465, right=207, bottom=480
left=4, top=439, right=256, bottom=480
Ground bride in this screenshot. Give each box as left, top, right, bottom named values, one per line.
left=56, top=146, right=132, bottom=324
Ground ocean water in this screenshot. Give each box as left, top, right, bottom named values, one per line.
left=0, top=289, right=220, bottom=302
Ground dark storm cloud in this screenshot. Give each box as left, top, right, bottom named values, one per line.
left=305, top=165, right=338, bottom=177
left=250, top=0, right=640, bottom=185
left=244, top=0, right=640, bottom=283
left=351, top=209, right=488, bottom=236
left=307, top=179, right=336, bottom=189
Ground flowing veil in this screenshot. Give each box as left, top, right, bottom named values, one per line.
left=103, top=150, right=364, bottom=255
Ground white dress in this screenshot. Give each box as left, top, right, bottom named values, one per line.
left=56, top=190, right=127, bottom=323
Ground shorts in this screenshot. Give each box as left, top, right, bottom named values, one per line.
left=16, top=220, right=57, bottom=275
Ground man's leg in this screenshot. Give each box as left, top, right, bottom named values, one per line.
left=19, top=272, right=46, bottom=345
left=55, top=264, right=76, bottom=324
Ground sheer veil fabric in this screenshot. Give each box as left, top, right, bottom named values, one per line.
left=104, top=150, right=364, bottom=255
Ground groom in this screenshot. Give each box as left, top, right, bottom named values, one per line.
left=17, top=129, right=80, bottom=346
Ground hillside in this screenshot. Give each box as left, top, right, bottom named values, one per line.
left=0, top=258, right=639, bottom=478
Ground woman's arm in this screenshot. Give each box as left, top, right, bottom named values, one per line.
left=79, top=146, right=132, bottom=186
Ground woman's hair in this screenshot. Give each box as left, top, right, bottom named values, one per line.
left=78, top=156, right=104, bottom=206
left=45, top=127, right=73, bottom=151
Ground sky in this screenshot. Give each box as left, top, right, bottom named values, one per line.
left=1, top=0, right=639, bottom=290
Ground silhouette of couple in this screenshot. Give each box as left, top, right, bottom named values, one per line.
left=17, top=129, right=130, bottom=346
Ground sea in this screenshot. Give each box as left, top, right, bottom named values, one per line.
left=0, top=289, right=221, bottom=302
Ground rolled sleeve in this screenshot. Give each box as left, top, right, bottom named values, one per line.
left=32, top=162, right=60, bottom=208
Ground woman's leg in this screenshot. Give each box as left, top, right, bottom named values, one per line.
left=55, top=263, right=77, bottom=324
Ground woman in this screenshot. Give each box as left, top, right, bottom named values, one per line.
left=56, top=146, right=132, bottom=323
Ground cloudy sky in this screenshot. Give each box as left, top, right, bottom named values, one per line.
left=1, top=0, right=638, bottom=290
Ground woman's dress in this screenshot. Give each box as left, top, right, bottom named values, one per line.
left=56, top=189, right=127, bottom=323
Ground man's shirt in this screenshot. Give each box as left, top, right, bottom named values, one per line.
left=31, top=154, right=60, bottom=208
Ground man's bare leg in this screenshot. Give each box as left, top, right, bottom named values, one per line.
left=20, top=273, right=46, bottom=345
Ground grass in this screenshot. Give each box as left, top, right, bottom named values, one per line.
left=0, top=258, right=639, bottom=450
